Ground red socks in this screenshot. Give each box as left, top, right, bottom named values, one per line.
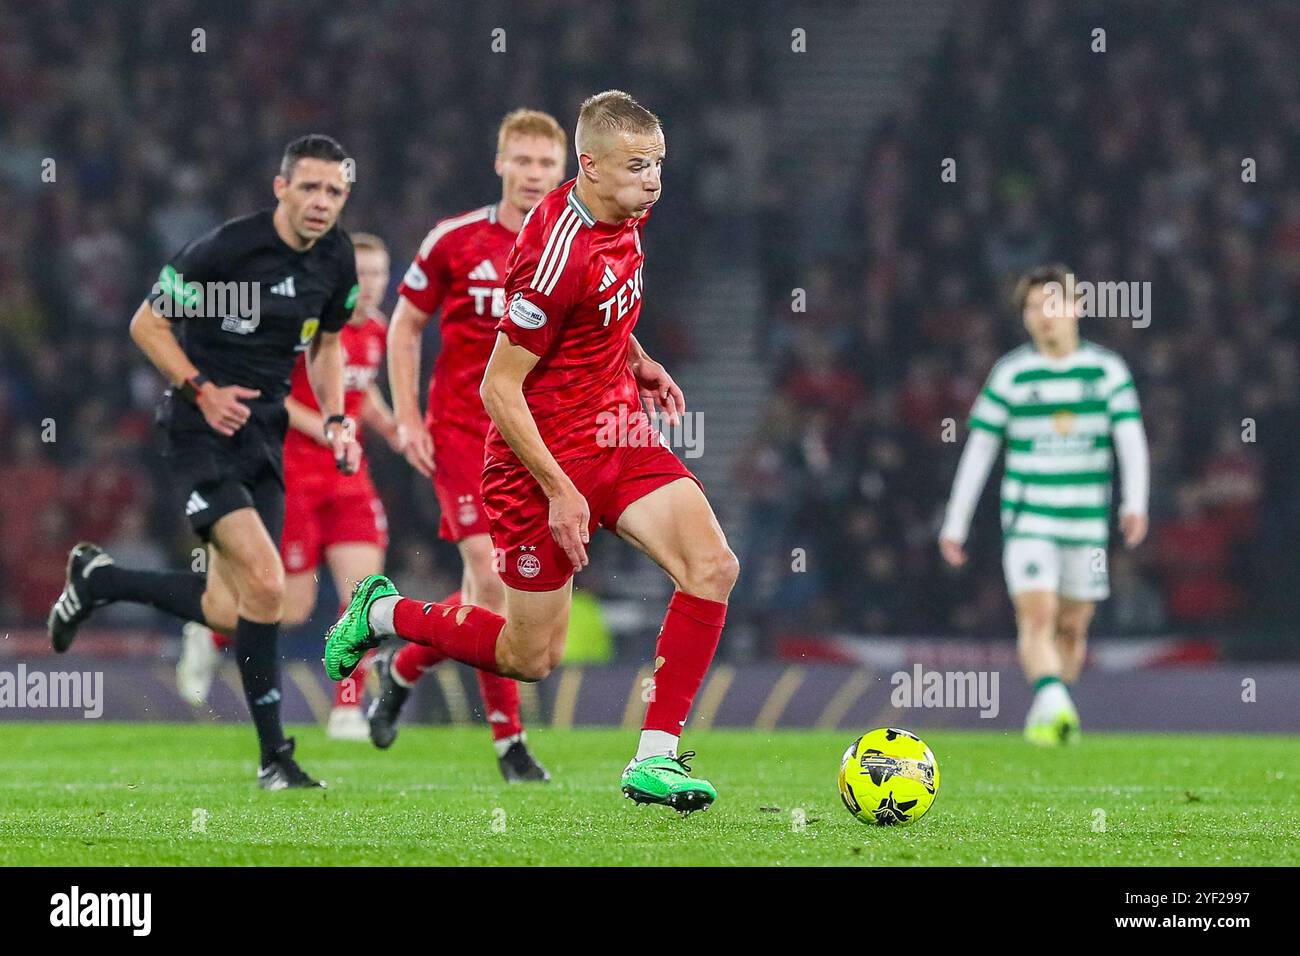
left=389, top=589, right=521, bottom=738
left=477, top=671, right=523, bottom=740
left=393, top=641, right=442, bottom=685
left=392, top=596, right=504, bottom=674
left=643, top=591, right=728, bottom=735
left=391, top=590, right=461, bottom=685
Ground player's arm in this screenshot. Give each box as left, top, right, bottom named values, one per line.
left=388, top=225, right=453, bottom=476
left=939, top=375, right=1009, bottom=568
left=128, top=300, right=260, bottom=437
left=285, top=394, right=328, bottom=446
left=1109, top=374, right=1150, bottom=548
left=387, top=295, right=436, bottom=475
left=627, top=334, right=684, bottom=426
left=306, top=330, right=360, bottom=474
left=361, top=383, right=402, bottom=451
left=480, top=333, right=590, bottom=571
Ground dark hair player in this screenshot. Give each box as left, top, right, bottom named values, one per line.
left=48, top=135, right=363, bottom=789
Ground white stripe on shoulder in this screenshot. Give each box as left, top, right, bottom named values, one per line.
left=541, top=214, right=582, bottom=296
left=417, top=207, right=491, bottom=259
left=533, top=208, right=574, bottom=291
left=533, top=208, right=581, bottom=295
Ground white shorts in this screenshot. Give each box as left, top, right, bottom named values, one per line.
left=1002, top=537, right=1110, bottom=602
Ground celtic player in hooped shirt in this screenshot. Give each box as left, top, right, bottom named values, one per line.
left=940, top=264, right=1150, bottom=746
left=327, top=91, right=739, bottom=813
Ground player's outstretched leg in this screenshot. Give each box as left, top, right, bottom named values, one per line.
left=50, top=542, right=218, bottom=654
left=332, top=575, right=557, bottom=781
left=327, top=575, right=511, bottom=679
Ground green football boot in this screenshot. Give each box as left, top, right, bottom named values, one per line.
left=621, top=751, right=717, bottom=814
left=324, top=574, right=399, bottom=681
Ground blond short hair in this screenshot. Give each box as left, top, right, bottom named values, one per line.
left=351, top=232, right=388, bottom=255
left=574, top=90, right=660, bottom=158
left=497, top=109, right=566, bottom=155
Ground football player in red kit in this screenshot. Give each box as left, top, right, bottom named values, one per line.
left=368, top=110, right=566, bottom=781
left=328, top=92, right=739, bottom=812
left=179, top=234, right=402, bottom=742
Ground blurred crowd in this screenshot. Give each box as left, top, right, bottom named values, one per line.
left=3, top=1, right=1297, bottom=650
left=739, top=0, right=1300, bottom=642
left=0, top=0, right=770, bottom=627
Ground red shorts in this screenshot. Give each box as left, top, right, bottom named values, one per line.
left=483, top=440, right=702, bottom=592
left=280, top=462, right=389, bottom=575
left=431, top=422, right=492, bottom=543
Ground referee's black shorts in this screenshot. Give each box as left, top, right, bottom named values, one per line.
left=157, top=396, right=288, bottom=546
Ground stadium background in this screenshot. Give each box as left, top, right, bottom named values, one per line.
left=1, top=1, right=1297, bottom=730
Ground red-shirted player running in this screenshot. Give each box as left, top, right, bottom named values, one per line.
left=327, top=92, right=739, bottom=813
left=178, top=234, right=402, bottom=742
left=365, top=110, right=566, bottom=781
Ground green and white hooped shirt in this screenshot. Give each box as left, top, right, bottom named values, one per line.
left=966, top=340, right=1142, bottom=547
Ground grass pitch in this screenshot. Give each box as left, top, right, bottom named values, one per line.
left=0, top=723, right=1296, bottom=866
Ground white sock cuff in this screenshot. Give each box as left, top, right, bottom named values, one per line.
left=493, top=732, right=523, bottom=758
left=368, top=595, right=399, bottom=637
left=389, top=658, right=414, bottom=688
left=634, top=729, right=680, bottom=762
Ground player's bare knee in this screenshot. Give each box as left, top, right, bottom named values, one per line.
left=241, top=567, right=285, bottom=619
left=682, top=546, right=739, bottom=600
left=512, top=655, right=553, bottom=683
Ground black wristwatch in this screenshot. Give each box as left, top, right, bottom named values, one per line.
left=177, top=373, right=210, bottom=404
left=323, top=414, right=348, bottom=438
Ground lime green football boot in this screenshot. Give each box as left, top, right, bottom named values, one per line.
left=1025, top=706, right=1081, bottom=746
left=621, top=751, right=717, bottom=814
left=324, top=574, right=399, bottom=681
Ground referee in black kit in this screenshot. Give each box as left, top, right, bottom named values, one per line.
left=48, top=135, right=363, bottom=789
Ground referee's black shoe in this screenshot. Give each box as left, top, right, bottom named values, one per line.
left=48, top=542, right=114, bottom=654
left=367, top=648, right=409, bottom=750
left=257, top=738, right=324, bottom=790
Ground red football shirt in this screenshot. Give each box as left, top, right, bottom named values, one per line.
left=283, top=310, right=387, bottom=470
left=397, top=204, right=517, bottom=437
left=489, top=179, right=648, bottom=464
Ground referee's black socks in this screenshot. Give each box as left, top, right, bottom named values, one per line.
left=233, top=618, right=286, bottom=764
left=89, top=565, right=287, bottom=763
left=88, top=566, right=207, bottom=622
